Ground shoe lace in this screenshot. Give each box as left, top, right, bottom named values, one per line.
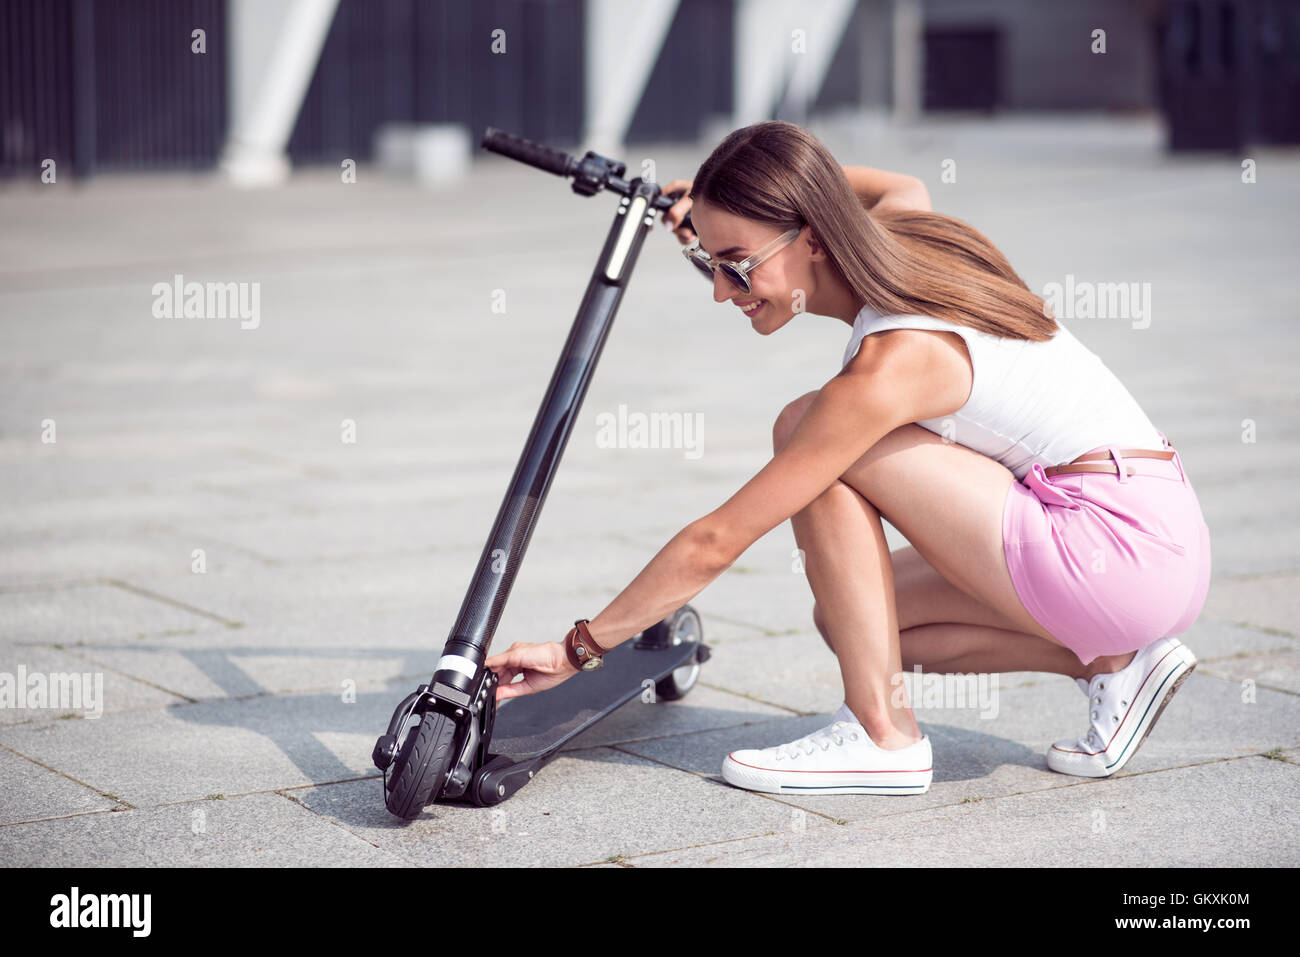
left=1083, top=679, right=1130, bottom=751
left=772, top=721, right=860, bottom=761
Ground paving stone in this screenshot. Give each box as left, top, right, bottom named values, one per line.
left=290, top=750, right=820, bottom=868
left=0, top=746, right=118, bottom=825
left=1196, top=647, right=1300, bottom=696
left=0, top=638, right=184, bottom=725
left=0, top=529, right=220, bottom=589
left=689, top=629, right=875, bottom=715
left=0, top=483, right=281, bottom=540
left=0, top=792, right=406, bottom=866
left=615, top=670, right=1300, bottom=822
left=1202, top=573, right=1300, bottom=638
left=1177, top=618, right=1297, bottom=662
left=625, top=756, right=1300, bottom=867
left=0, top=581, right=229, bottom=643
left=0, top=685, right=408, bottom=805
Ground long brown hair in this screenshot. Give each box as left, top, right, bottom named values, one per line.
left=690, top=121, right=1056, bottom=342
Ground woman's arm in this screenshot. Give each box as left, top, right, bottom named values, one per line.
left=842, top=165, right=932, bottom=213
left=486, top=520, right=724, bottom=700
left=487, top=329, right=970, bottom=699
left=581, top=329, right=968, bottom=651
left=569, top=520, right=729, bottom=658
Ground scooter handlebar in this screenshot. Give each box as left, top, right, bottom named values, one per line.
left=481, top=127, right=573, bottom=177
left=481, top=127, right=689, bottom=230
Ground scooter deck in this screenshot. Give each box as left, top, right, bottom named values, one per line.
left=486, top=639, right=702, bottom=761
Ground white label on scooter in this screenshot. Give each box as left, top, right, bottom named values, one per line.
left=435, top=654, right=478, bottom=679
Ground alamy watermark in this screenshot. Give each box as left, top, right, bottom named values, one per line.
left=890, top=666, right=999, bottom=719
left=49, top=887, right=150, bottom=937
left=1041, top=273, right=1151, bottom=330
left=152, top=273, right=260, bottom=329
left=595, top=403, right=703, bottom=460
left=0, top=666, right=104, bottom=719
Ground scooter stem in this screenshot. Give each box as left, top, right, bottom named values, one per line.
left=426, top=175, right=664, bottom=711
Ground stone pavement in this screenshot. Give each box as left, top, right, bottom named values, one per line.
left=1, top=114, right=1296, bottom=867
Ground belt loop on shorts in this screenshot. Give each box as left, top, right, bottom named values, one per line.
left=1027, top=462, right=1082, bottom=509
left=1108, top=446, right=1128, bottom=483
left=1156, top=429, right=1188, bottom=484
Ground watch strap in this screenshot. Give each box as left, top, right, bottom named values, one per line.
left=564, top=618, right=609, bottom=671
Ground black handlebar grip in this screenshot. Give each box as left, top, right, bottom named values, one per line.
left=481, top=127, right=573, bottom=177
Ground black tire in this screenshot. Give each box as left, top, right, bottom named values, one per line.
left=385, top=710, right=457, bottom=820
left=649, top=605, right=703, bottom=701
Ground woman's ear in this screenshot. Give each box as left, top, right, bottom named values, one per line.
left=805, top=228, right=826, bottom=261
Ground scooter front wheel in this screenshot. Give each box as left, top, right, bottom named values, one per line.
left=386, top=710, right=457, bottom=819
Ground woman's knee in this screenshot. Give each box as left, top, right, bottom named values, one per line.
left=812, top=549, right=925, bottom=649
left=815, top=595, right=922, bottom=667
left=773, top=390, right=821, bottom=453
left=812, top=602, right=832, bottom=650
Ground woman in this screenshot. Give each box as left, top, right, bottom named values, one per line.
left=485, top=121, right=1211, bottom=795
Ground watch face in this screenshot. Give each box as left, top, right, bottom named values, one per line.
left=582, top=657, right=603, bottom=671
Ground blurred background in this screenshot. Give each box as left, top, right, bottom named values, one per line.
left=2, top=0, right=1298, bottom=181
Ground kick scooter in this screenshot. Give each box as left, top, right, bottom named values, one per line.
left=372, top=127, right=710, bottom=820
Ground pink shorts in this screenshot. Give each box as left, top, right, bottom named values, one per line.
left=1002, top=432, right=1212, bottom=665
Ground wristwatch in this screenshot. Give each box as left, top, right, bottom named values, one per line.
left=563, top=619, right=609, bottom=672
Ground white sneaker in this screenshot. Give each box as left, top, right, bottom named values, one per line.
left=1047, top=637, right=1197, bottom=778
left=721, top=704, right=932, bottom=795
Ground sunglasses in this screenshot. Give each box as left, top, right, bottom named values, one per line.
left=681, top=226, right=804, bottom=295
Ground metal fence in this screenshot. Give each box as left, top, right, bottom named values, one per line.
left=6, top=0, right=1294, bottom=180
left=1, top=0, right=226, bottom=178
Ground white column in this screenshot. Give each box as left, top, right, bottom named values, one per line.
left=583, top=0, right=681, bottom=156
left=780, top=0, right=860, bottom=123
left=221, top=0, right=340, bottom=187
left=891, top=0, right=923, bottom=122
left=734, top=0, right=799, bottom=127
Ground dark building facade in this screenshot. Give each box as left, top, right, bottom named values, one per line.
left=2, top=0, right=1295, bottom=180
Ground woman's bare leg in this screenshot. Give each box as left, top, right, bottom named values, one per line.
left=885, top=546, right=1137, bottom=680
left=776, top=396, right=1138, bottom=751
left=795, top=489, right=1137, bottom=749
left=790, top=479, right=922, bottom=750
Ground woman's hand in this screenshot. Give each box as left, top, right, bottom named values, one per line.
left=660, top=179, right=697, bottom=244
left=485, top=640, right=581, bottom=703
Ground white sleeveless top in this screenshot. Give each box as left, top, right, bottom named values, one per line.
left=841, top=305, right=1164, bottom=480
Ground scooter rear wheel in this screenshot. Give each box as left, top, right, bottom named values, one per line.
left=386, top=710, right=457, bottom=819
left=641, top=605, right=703, bottom=701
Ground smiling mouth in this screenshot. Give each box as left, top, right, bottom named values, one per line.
left=737, top=299, right=766, bottom=316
